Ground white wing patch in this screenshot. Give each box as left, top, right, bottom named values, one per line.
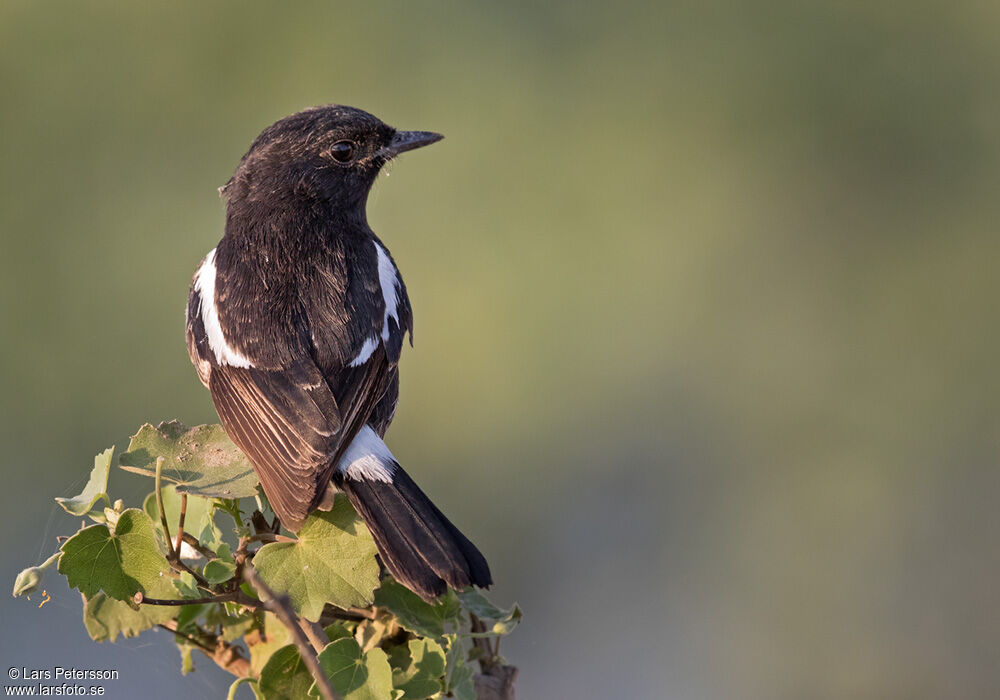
left=348, top=240, right=401, bottom=366
left=375, top=241, right=400, bottom=341
left=337, top=425, right=397, bottom=482
left=348, top=336, right=379, bottom=367
left=193, top=248, right=253, bottom=368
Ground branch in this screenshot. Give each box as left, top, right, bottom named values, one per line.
left=243, top=564, right=339, bottom=700
left=154, top=457, right=173, bottom=557
left=302, top=620, right=330, bottom=654
left=156, top=623, right=215, bottom=653
left=319, top=605, right=376, bottom=625
left=181, top=532, right=217, bottom=559
left=174, top=493, right=188, bottom=555
left=134, top=591, right=243, bottom=607
left=245, top=533, right=297, bottom=544
left=167, top=558, right=212, bottom=590
left=158, top=620, right=250, bottom=678
left=151, top=469, right=211, bottom=589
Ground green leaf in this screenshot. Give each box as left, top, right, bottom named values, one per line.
left=221, top=611, right=257, bottom=643
left=58, top=509, right=176, bottom=602
left=373, top=579, right=462, bottom=639
left=389, top=639, right=446, bottom=700
left=309, top=638, right=394, bottom=700
left=172, top=571, right=201, bottom=598
left=179, top=643, right=195, bottom=675
left=252, top=496, right=380, bottom=621
left=119, top=421, right=259, bottom=498
left=457, top=589, right=522, bottom=636
left=55, top=447, right=113, bottom=516
left=215, top=498, right=245, bottom=529
left=82, top=591, right=177, bottom=642
left=249, top=612, right=293, bottom=676
left=217, top=542, right=234, bottom=562
left=449, top=662, right=476, bottom=700
left=175, top=602, right=210, bottom=633
left=203, top=559, right=237, bottom=584
left=443, top=635, right=476, bottom=700
left=324, top=622, right=353, bottom=642
left=258, top=645, right=313, bottom=700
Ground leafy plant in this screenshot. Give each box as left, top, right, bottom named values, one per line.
left=13, top=421, right=519, bottom=700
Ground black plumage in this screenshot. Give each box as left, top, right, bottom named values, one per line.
left=185, top=105, right=491, bottom=599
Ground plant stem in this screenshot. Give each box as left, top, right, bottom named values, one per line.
left=302, top=620, right=330, bottom=653
left=170, top=557, right=211, bottom=589
left=181, top=533, right=217, bottom=559
left=154, top=456, right=174, bottom=558
left=243, top=564, right=339, bottom=700
left=134, top=591, right=242, bottom=606
left=245, top=533, right=297, bottom=544
left=152, top=473, right=209, bottom=588
left=158, top=620, right=250, bottom=678
left=156, top=623, right=215, bottom=653
left=174, top=493, right=187, bottom=555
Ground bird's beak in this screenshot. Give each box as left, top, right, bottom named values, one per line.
left=386, top=130, right=444, bottom=155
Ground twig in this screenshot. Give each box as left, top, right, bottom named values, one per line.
left=152, top=476, right=209, bottom=589
left=134, top=591, right=243, bottom=607
left=234, top=536, right=250, bottom=584
left=302, top=620, right=330, bottom=653
left=156, top=623, right=215, bottom=653
left=251, top=509, right=278, bottom=535
left=154, top=457, right=174, bottom=558
left=174, top=493, right=188, bottom=555
left=243, top=564, right=339, bottom=700
left=348, top=606, right=377, bottom=620
left=182, top=533, right=217, bottom=559
left=153, top=457, right=207, bottom=587
left=319, top=606, right=376, bottom=625
left=158, top=620, right=250, bottom=678
left=170, top=557, right=211, bottom=590
left=245, top=533, right=297, bottom=544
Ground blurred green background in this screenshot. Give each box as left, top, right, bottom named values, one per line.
left=2, top=1, right=999, bottom=698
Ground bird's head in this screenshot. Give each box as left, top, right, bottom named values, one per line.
left=221, top=105, right=442, bottom=217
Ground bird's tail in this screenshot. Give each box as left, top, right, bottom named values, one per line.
left=336, top=464, right=493, bottom=601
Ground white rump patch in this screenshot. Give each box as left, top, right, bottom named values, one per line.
left=193, top=248, right=253, bottom=368
left=337, top=425, right=397, bottom=483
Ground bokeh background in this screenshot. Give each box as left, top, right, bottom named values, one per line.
left=2, top=2, right=999, bottom=698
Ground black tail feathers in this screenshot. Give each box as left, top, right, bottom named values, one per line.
left=337, top=465, right=492, bottom=601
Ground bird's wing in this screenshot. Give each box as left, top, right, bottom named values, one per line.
left=207, top=347, right=397, bottom=531
left=208, top=360, right=340, bottom=529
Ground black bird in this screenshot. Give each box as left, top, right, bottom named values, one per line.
left=185, top=105, right=491, bottom=599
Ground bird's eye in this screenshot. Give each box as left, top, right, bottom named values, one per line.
left=329, top=140, right=356, bottom=163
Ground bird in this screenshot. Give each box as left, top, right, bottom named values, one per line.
left=185, top=105, right=492, bottom=600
